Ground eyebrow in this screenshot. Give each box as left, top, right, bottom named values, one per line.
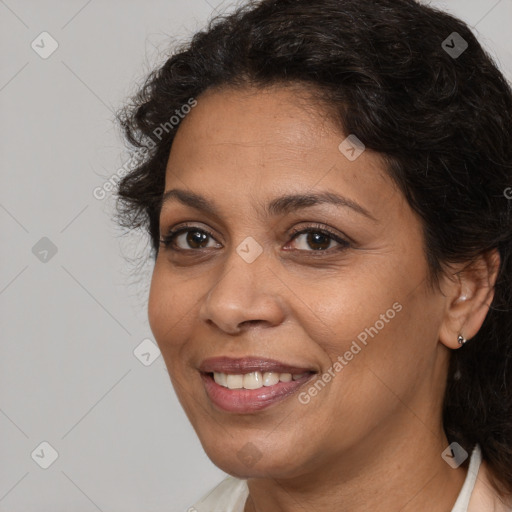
left=160, top=188, right=377, bottom=221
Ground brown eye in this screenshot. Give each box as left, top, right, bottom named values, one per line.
left=182, top=230, right=210, bottom=249
left=288, top=226, right=350, bottom=253
left=160, top=226, right=220, bottom=250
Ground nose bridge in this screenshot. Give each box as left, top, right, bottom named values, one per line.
left=199, top=242, right=285, bottom=333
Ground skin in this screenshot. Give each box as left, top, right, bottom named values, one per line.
left=148, top=84, right=500, bottom=512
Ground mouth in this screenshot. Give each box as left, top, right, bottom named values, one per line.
left=199, top=357, right=318, bottom=413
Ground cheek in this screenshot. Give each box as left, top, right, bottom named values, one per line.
left=302, top=257, right=438, bottom=407
left=147, top=262, right=193, bottom=353
left=295, top=268, right=401, bottom=356
left=322, top=285, right=443, bottom=422
left=147, top=267, right=167, bottom=343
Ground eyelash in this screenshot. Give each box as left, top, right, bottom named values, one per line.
left=159, top=223, right=351, bottom=255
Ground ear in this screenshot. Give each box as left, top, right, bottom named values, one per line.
left=438, top=249, right=500, bottom=349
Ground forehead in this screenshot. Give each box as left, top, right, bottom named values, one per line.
left=163, top=85, right=398, bottom=219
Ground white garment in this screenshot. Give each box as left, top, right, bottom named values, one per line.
left=451, top=444, right=482, bottom=512
left=190, top=444, right=507, bottom=512
left=191, top=476, right=249, bottom=512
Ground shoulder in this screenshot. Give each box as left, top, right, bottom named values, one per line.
left=190, top=475, right=249, bottom=512
left=468, top=460, right=512, bottom=512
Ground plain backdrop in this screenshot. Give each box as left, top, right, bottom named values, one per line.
left=1, top=1, right=511, bottom=511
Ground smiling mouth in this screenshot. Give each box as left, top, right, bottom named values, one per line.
left=200, top=371, right=316, bottom=413
left=198, top=356, right=318, bottom=412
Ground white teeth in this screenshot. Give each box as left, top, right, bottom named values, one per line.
left=213, top=371, right=304, bottom=389
left=243, top=371, right=263, bottom=389
left=263, top=372, right=280, bottom=386
left=226, top=374, right=244, bottom=389
left=213, top=372, right=227, bottom=387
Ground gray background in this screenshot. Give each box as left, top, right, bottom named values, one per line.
left=1, top=1, right=511, bottom=511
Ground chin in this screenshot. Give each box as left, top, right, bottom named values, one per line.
left=200, top=435, right=309, bottom=480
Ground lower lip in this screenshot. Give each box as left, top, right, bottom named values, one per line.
left=201, top=373, right=314, bottom=413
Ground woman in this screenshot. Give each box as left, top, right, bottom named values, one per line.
left=115, top=0, right=512, bottom=510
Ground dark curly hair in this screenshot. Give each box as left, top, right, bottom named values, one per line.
left=115, top=0, right=512, bottom=498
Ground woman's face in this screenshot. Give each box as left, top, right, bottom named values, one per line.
left=148, top=85, right=452, bottom=479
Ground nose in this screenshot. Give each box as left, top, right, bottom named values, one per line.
left=198, top=250, right=286, bottom=335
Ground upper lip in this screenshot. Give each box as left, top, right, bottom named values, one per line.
left=199, top=356, right=317, bottom=375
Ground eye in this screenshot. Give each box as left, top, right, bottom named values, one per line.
left=159, top=224, right=220, bottom=250
left=286, top=225, right=350, bottom=252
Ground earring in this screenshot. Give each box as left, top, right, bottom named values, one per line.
left=457, top=334, right=467, bottom=345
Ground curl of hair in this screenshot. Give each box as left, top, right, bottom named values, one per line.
left=115, top=0, right=512, bottom=497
